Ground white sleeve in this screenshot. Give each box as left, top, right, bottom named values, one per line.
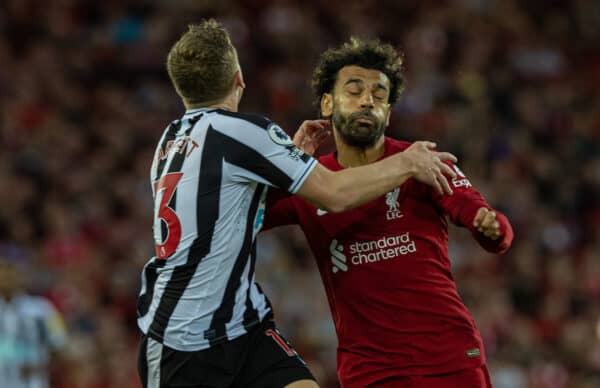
left=215, top=116, right=317, bottom=193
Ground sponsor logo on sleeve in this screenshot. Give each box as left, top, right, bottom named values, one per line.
left=451, top=164, right=472, bottom=188
left=287, top=147, right=306, bottom=161
left=267, top=124, right=310, bottom=162
left=268, top=124, right=294, bottom=146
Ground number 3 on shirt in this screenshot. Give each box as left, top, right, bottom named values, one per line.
left=153, top=172, right=183, bottom=259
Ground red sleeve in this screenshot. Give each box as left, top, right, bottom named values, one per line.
left=432, top=163, right=513, bottom=254
left=262, top=188, right=300, bottom=231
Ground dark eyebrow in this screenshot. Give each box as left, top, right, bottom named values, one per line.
left=373, top=83, right=389, bottom=92
left=344, top=79, right=388, bottom=92
left=343, top=79, right=364, bottom=87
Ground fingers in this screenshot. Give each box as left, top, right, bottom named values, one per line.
left=480, top=210, right=497, bottom=229
left=299, top=121, right=316, bottom=135
left=316, top=128, right=332, bottom=140
left=411, top=142, right=457, bottom=163
left=431, top=173, right=444, bottom=195
left=294, top=119, right=333, bottom=155
left=292, top=130, right=305, bottom=147
left=473, top=207, right=502, bottom=240
left=311, top=124, right=332, bottom=147
left=438, top=161, right=457, bottom=179
left=316, top=119, right=331, bottom=128
left=482, top=225, right=501, bottom=239
left=296, top=120, right=330, bottom=139
left=426, top=165, right=453, bottom=195
left=473, top=208, right=488, bottom=228
left=431, top=157, right=454, bottom=194
left=310, top=120, right=331, bottom=131
left=299, top=120, right=330, bottom=135
left=404, top=142, right=460, bottom=196
left=436, top=151, right=458, bottom=164
left=483, top=229, right=501, bottom=240
left=310, top=122, right=332, bottom=139
left=436, top=169, right=453, bottom=195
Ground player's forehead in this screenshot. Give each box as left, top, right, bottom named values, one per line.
left=335, top=65, right=390, bottom=89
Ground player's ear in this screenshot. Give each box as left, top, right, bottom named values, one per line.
left=232, top=47, right=245, bottom=90
left=321, top=93, right=333, bottom=118
left=233, top=70, right=245, bottom=90
left=232, top=70, right=245, bottom=101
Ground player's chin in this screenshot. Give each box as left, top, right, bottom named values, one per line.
left=348, top=123, right=376, bottom=138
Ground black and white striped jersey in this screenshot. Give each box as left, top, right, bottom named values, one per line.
left=137, top=108, right=317, bottom=351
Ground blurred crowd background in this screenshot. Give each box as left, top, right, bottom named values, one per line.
left=1, top=0, right=599, bottom=387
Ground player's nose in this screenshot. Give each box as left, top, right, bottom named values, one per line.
left=359, top=92, right=375, bottom=108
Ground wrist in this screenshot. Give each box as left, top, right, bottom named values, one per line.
left=397, top=153, right=416, bottom=177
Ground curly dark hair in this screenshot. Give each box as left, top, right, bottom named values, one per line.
left=312, top=37, right=405, bottom=108
left=167, top=20, right=238, bottom=105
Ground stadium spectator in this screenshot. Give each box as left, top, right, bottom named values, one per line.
left=0, top=256, right=66, bottom=388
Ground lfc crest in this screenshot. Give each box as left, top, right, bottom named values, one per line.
left=385, top=187, right=403, bottom=220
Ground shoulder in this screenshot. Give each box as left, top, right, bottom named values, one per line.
left=386, top=137, right=412, bottom=153
left=212, top=109, right=274, bottom=130
left=209, top=110, right=294, bottom=146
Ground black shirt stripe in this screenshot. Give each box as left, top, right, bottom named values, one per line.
left=207, top=184, right=264, bottom=344
left=242, top=241, right=259, bottom=329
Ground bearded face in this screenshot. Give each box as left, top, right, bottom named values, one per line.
left=322, top=66, right=391, bottom=150
left=332, top=104, right=386, bottom=149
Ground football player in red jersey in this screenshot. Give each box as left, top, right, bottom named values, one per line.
left=263, top=38, right=513, bottom=388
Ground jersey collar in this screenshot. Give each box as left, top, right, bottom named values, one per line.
left=183, top=108, right=214, bottom=116
left=324, top=137, right=392, bottom=171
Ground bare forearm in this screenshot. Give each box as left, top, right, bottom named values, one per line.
left=296, top=141, right=457, bottom=213
left=329, top=154, right=413, bottom=212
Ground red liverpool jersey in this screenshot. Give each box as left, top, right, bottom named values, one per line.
left=263, top=137, right=513, bottom=387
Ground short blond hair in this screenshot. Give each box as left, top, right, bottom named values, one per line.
left=166, top=20, right=238, bottom=104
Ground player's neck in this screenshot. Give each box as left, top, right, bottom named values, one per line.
left=185, top=93, right=239, bottom=112
left=335, top=133, right=385, bottom=168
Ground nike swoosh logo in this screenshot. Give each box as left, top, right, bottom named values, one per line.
left=317, top=209, right=328, bottom=216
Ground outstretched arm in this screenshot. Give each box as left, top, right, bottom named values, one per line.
left=293, top=120, right=459, bottom=213
left=433, top=164, right=513, bottom=253
left=297, top=141, right=457, bottom=213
